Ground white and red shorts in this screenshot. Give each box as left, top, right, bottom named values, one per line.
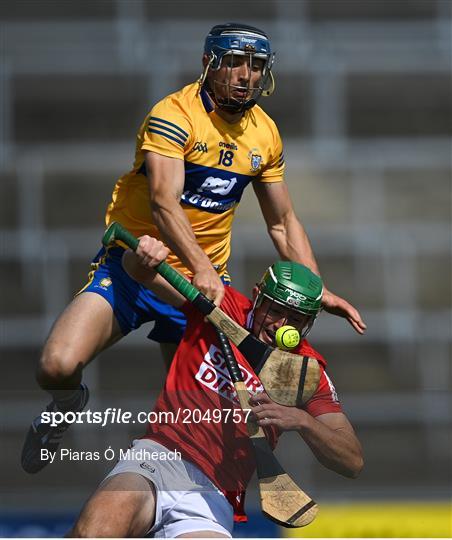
left=104, top=439, right=233, bottom=538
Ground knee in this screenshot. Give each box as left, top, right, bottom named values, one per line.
left=36, top=346, right=83, bottom=388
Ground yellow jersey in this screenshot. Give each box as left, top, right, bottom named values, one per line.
left=106, top=82, right=285, bottom=278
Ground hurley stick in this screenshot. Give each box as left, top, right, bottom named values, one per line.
left=102, top=222, right=320, bottom=407
left=214, top=328, right=318, bottom=527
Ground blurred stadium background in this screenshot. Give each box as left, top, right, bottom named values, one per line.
left=0, top=0, right=451, bottom=537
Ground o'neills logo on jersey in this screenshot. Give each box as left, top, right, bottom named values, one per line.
left=219, top=141, right=238, bottom=151
left=196, top=344, right=263, bottom=403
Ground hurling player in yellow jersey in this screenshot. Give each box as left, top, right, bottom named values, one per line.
left=21, top=23, right=366, bottom=474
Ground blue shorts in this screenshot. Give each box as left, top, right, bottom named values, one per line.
left=79, top=246, right=229, bottom=345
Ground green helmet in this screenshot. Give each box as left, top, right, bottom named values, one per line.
left=258, top=261, right=323, bottom=316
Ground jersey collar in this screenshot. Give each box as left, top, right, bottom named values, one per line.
left=200, top=86, right=215, bottom=113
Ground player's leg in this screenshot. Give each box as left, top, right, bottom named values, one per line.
left=69, top=473, right=156, bottom=538
left=37, top=292, right=122, bottom=393
left=22, top=246, right=138, bottom=474
left=38, top=292, right=122, bottom=393
left=21, top=292, right=123, bottom=474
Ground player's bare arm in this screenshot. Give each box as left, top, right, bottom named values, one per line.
left=253, top=180, right=320, bottom=272
left=249, top=392, right=363, bottom=479
left=122, top=236, right=186, bottom=308
left=145, top=150, right=224, bottom=305
left=253, top=180, right=367, bottom=334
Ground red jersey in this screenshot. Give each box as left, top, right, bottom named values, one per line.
left=144, top=287, right=342, bottom=520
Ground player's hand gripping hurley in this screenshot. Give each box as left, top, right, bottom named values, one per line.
left=214, top=328, right=318, bottom=527
left=102, top=222, right=320, bottom=407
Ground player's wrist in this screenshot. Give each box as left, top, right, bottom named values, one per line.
left=192, top=259, right=219, bottom=277
left=295, top=409, right=313, bottom=433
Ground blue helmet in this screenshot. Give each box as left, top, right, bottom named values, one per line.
left=201, top=23, right=275, bottom=112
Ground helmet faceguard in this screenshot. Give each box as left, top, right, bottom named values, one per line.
left=252, top=261, right=323, bottom=341
left=200, top=22, right=275, bottom=113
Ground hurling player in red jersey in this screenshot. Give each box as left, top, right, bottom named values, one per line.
left=69, top=236, right=363, bottom=538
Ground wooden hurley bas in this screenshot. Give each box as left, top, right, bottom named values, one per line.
left=214, top=329, right=318, bottom=528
